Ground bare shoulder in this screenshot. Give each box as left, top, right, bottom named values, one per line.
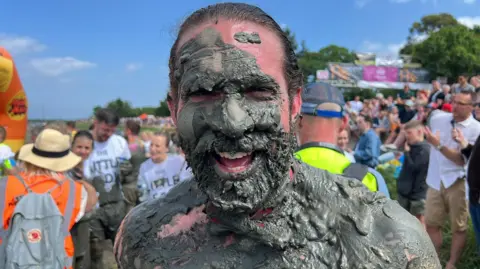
left=297, top=163, right=440, bottom=268
left=375, top=199, right=440, bottom=268
left=114, top=179, right=208, bottom=269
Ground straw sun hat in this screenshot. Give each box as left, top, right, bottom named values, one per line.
left=18, top=129, right=81, bottom=172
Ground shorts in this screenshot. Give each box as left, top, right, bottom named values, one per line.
left=397, top=194, right=425, bottom=216
left=425, top=178, right=468, bottom=232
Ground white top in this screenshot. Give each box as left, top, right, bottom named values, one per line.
left=426, top=112, right=480, bottom=190
left=349, top=101, right=363, bottom=113
left=83, top=134, right=131, bottom=191
left=138, top=155, right=193, bottom=200
left=0, top=143, right=14, bottom=161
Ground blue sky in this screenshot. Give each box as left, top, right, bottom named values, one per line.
left=2, top=0, right=479, bottom=119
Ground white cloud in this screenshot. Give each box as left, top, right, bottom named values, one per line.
left=390, top=0, right=412, bottom=3
left=125, top=63, right=143, bottom=72
left=0, top=33, right=46, bottom=55
left=464, top=0, right=476, bottom=4
left=458, top=16, right=480, bottom=28
left=360, top=40, right=406, bottom=56
left=30, top=57, right=96, bottom=76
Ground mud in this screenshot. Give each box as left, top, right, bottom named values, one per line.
left=173, top=27, right=291, bottom=213
left=115, top=162, right=440, bottom=269
left=233, top=32, right=261, bottom=44
left=114, top=27, right=440, bottom=269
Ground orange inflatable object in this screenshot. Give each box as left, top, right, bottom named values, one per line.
left=0, top=48, right=28, bottom=152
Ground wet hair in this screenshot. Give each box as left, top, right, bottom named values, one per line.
left=153, top=131, right=171, bottom=147
left=72, top=130, right=94, bottom=148
left=125, top=120, right=141, bottom=135
left=95, top=108, right=119, bottom=126
left=168, top=3, right=303, bottom=104
left=0, top=126, right=6, bottom=142
left=66, top=121, right=76, bottom=129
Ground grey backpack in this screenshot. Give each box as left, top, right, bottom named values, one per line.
left=0, top=174, right=77, bottom=269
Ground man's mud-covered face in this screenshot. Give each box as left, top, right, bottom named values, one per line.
left=169, top=20, right=301, bottom=213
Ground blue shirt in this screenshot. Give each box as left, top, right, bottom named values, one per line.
left=354, top=129, right=381, bottom=168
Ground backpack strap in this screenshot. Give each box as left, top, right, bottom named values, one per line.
left=13, top=173, right=33, bottom=193
left=343, top=163, right=369, bottom=182
left=0, top=177, right=7, bottom=237
left=62, top=178, right=77, bottom=237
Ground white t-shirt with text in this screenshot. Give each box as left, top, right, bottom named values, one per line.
left=138, top=154, right=193, bottom=200
left=83, top=134, right=131, bottom=192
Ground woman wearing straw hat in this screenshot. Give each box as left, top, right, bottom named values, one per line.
left=0, top=128, right=98, bottom=269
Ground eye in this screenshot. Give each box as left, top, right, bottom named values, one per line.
left=245, top=88, right=275, bottom=99
left=187, top=88, right=223, bottom=102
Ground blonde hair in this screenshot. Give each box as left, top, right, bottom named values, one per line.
left=20, top=161, right=66, bottom=181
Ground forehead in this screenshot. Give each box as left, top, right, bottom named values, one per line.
left=152, top=135, right=166, bottom=144
left=176, top=19, right=287, bottom=90
left=456, top=93, right=472, bottom=102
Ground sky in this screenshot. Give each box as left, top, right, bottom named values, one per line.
left=2, top=0, right=480, bottom=119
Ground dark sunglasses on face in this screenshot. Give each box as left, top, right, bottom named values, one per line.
left=475, top=103, right=480, bottom=108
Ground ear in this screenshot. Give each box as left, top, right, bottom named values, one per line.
left=291, top=87, right=302, bottom=122
left=341, top=115, right=348, bottom=130
left=167, top=93, right=177, bottom=125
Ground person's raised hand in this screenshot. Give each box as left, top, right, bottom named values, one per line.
left=424, top=127, right=440, bottom=147
left=452, top=127, right=469, bottom=149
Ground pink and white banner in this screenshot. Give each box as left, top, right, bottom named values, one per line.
left=362, top=66, right=398, bottom=82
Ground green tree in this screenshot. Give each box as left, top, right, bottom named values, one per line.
left=298, top=45, right=356, bottom=80
left=106, top=98, right=135, bottom=117
left=283, top=27, right=298, bottom=52
left=401, top=13, right=459, bottom=55
left=411, top=25, right=480, bottom=81
left=154, top=100, right=171, bottom=117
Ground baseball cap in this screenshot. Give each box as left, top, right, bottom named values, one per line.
left=301, top=82, right=345, bottom=118
left=442, top=103, right=453, bottom=112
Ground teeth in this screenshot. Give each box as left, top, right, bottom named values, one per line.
left=218, top=152, right=251, bottom=159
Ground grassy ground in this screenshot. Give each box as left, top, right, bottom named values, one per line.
left=378, top=166, right=480, bottom=269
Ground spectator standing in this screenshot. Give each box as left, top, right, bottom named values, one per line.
left=0, top=126, right=15, bottom=176
left=397, top=120, right=430, bottom=227
left=83, top=108, right=132, bottom=269
left=453, top=75, right=476, bottom=93
left=349, top=95, right=363, bottom=114
left=454, top=127, right=480, bottom=255
left=354, top=115, right=381, bottom=168
left=429, top=80, right=442, bottom=104
left=137, top=132, right=192, bottom=201
left=424, top=90, right=480, bottom=269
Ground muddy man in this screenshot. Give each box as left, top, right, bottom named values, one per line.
left=114, top=3, right=440, bottom=269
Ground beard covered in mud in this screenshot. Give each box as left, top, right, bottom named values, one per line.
left=114, top=5, right=440, bottom=269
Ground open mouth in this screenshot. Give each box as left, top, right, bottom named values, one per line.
left=213, top=151, right=256, bottom=175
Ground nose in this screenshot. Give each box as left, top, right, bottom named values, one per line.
left=218, top=95, right=254, bottom=138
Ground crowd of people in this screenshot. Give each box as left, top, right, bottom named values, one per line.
left=2, top=2, right=480, bottom=269
left=338, top=75, right=480, bottom=269
left=0, top=109, right=191, bottom=269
